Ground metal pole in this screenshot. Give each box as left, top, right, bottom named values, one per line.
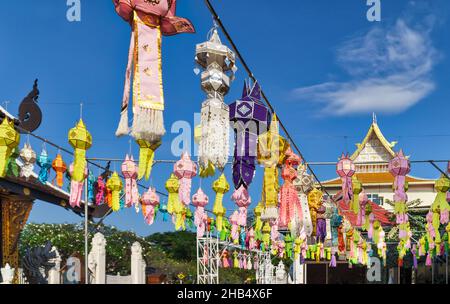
left=431, top=258, right=434, bottom=284
left=325, top=263, right=329, bottom=284
left=84, top=179, right=89, bottom=284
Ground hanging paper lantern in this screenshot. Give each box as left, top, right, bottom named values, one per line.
left=351, top=175, right=362, bottom=214
left=231, top=185, right=251, bottom=227
left=165, top=173, right=180, bottom=214
left=52, top=153, right=67, bottom=188
left=121, top=154, right=139, bottom=208
left=254, top=202, right=264, bottom=236
left=0, top=118, right=20, bottom=178
left=136, top=139, right=161, bottom=181
left=307, top=188, right=323, bottom=236
left=68, top=119, right=92, bottom=182
left=192, top=188, right=209, bottom=237
left=113, top=0, right=195, bottom=142
left=68, top=164, right=88, bottom=208
left=87, top=170, right=96, bottom=203
left=106, top=172, right=123, bottom=212
left=316, top=204, right=327, bottom=243
left=433, top=174, right=450, bottom=225
left=230, top=81, right=270, bottom=190
left=195, top=28, right=236, bottom=173
left=388, top=149, right=411, bottom=247
left=174, top=152, right=197, bottom=206
left=212, top=174, right=229, bottom=232
left=37, top=148, right=52, bottom=184
left=19, top=143, right=36, bottom=179
left=293, top=163, right=314, bottom=237
left=248, top=228, right=256, bottom=250
left=278, top=147, right=301, bottom=230
left=330, top=206, right=343, bottom=247
left=357, top=189, right=368, bottom=227
left=230, top=211, right=239, bottom=244
left=6, top=147, right=20, bottom=177
left=262, top=221, right=271, bottom=250
left=257, top=114, right=288, bottom=221
left=336, top=153, right=355, bottom=205
left=159, top=203, right=169, bottom=222
left=141, top=188, right=160, bottom=225
left=95, top=175, right=106, bottom=206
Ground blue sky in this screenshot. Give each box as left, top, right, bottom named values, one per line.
left=1, top=0, right=449, bottom=236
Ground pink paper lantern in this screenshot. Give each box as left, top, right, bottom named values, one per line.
left=231, top=185, right=251, bottom=227
left=174, top=152, right=197, bottom=206
left=141, top=188, right=160, bottom=225
left=192, top=188, right=209, bottom=237
left=121, top=154, right=139, bottom=208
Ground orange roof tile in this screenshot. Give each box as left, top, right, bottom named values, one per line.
left=322, top=172, right=434, bottom=185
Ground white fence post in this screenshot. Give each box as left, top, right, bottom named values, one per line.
left=131, top=242, right=145, bottom=284
left=1, top=264, right=15, bottom=284
left=48, top=246, right=62, bottom=284
left=89, top=232, right=106, bottom=284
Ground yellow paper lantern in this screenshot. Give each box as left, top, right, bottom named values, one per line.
left=212, top=174, right=229, bottom=232
left=0, top=118, right=20, bottom=177
left=136, top=139, right=161, bottom=181
left=68, top=119, right=92, bottom=182
left=106, top=172, right=123, bottom=212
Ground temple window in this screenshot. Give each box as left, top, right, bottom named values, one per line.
left=367, top=194, right=384, bottom=205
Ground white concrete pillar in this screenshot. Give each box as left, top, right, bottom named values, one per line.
left=48, top=247, right=62, bottom=284
left=89, top=232, right=106, bottom=284
left=131, top=242, right=145, bottom=284
left=1, top=264, right=15, bottom=284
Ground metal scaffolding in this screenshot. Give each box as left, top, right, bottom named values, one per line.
left=197, top=232, right=219, bottom=284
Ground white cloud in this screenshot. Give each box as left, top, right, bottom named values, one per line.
left=291, top=19, right=438, bottom=115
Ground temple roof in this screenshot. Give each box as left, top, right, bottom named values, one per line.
left=350, top=113, right=397, bottom=161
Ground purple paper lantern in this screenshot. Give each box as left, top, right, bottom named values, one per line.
left=229, top=81, right=270, bottom=189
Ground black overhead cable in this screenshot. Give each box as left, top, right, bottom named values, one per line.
left=203, top=0, right=331, bottom=197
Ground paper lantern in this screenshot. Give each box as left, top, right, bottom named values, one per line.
left=192, top=188, right=209, bottom=237
left=6, top=147, right=20, bottom=177
left=336, top=153, right=355, bottom=205
left=114, top=0, right=195, bottom=143
left=95, top=176, right=106, bottom=206
left=231, top=185, right=251, bottom=227
left=174, top=152, right=197, bottom=206
left=293, top=164, right=314, bottom=237
left=433, top=174, right=450, bottom=225
left=212, top=174, right=229, bottom=232
left=136, top=139, right=161, bottom=181
left=316, top=204, right=327, bottom=243
left=0, top=118, right=20, bottom=177
left=229, top=81, right=270, bottom=190
left=388, top=150, right=411, bottom=246
left=165, top=173, right=180, bottom=215
left=141, top=188, right=159, bottom=225
left=107, top=172, right=123, bottom=212
left=37, top=148, right=52, bottom=184
left=68, top=163, right=88, bottom=208
left=357, top=189, right=369, bottom=227
left=121, top=154, right=139, bottom=208
left=87, top=170, right=95, bottom=203
left=230, top=210, right=239, bottom=244
left=52, top=153, right=67, bottom=188
left=307, top=188, right=323, bottom=236
left=195, top=28, right=236, bottom=172
left=257, top=114, right=288, bottom=221
left=254, top=202, right=264, bottom=234
left=68, top=119, right=92, bottom=182
left=351, top=175, right=362, bottom=215
left=19, top=143, right=36, bottom=178
left=278, top=147, right=301, bottom=229
left=330, top=206, right=343, bottom=247
left=262, top=221, right=271, bottom=250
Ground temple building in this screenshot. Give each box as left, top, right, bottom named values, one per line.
left=321, top=114, right=436, bottom=212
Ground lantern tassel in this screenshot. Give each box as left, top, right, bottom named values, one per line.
left=115, top=109, right=130, bottom=137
